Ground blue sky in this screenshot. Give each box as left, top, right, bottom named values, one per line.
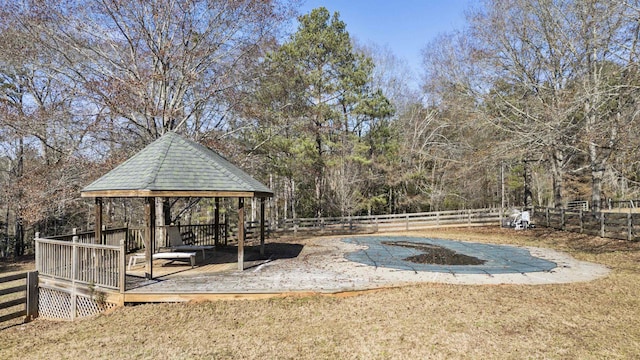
left=299, top=1, right=476, bottom=78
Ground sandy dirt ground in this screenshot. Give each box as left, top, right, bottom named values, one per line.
left=126, top=234, right=610, bottom=294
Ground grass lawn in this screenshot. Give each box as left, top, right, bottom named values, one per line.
left=1, top=227, right=639, bottom=359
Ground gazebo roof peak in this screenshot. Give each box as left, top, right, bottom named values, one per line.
left=81, top=131, right=272, bottom=198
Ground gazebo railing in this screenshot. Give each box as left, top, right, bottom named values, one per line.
left=43, top=227, right=145, bottom=253
left=175, top=223, right=228, bottom=247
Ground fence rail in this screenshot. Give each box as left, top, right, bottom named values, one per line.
left=0, top=271, right=38, bottom=325
left=273, top=208, right=502, bottom=235
left=533, top=206, right=640, bottom=241
left=35, top=238, right=125, bottom=291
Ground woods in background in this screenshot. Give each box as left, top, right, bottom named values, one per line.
left=1, top=0, right=640, bottom=255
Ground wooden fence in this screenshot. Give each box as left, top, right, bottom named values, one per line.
left=32, top=209, right=501, bottom=255
left=274, top=208, right=502, bottom=235
left=35, top=237, right=126, bottom=292
left=532, top=206, right=640, bottom=241
left=0, top=271, right=38, bottom=325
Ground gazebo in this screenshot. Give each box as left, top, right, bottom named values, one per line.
left=80, top=131, right=273, bottom=279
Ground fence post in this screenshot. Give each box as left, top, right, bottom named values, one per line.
left=467, top=209, right=471, bottom=227
left=546, top=208, right=550, bottom=227
left=405, top=213, right=409, bottom=231
left=26, top=271, right=39, bottom=322
left=579, top=209, right=584, bottom=233
left=561, top=208, right=565, bottom=230
left=628, top=212, right=632, bottom=241
left=600, top=211, right=605, bottom=238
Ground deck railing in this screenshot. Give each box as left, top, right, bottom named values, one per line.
left=35, top=237, right=125, bottom=292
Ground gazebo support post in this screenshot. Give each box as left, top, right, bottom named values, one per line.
left=260, top=197, right=265, bottom=257
left=95, top=197, right=103, bottom=244
left=145, top=197, right=155, bottom=280
left=214, top=197, right=220, bottom=248
left=238, top=197, right=245, bottom=271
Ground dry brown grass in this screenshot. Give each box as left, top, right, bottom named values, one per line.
left=2, top=228, right=640, bottom=359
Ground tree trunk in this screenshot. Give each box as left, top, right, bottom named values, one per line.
left=315, top=133, right=323, bottom=218
left=291, top=178, right=297, bottom=219
left=550, top=149, right=564, bottom=208
left=590, top=162, right=604, bottom=213
left=523, top=160, right=533, bottom=208
left=14, top=217, right=24, bottom=257
left=155, top=197, right=166, bottom=248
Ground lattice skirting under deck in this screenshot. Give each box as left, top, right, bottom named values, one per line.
left=39, top=287, right=119, bottom=320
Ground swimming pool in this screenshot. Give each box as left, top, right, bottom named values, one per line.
left=342, top=236, right=557, bottom=275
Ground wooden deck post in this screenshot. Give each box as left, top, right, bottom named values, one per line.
left=238, top=197, right=245, bottom=271
left=260, top=197, right=265, bottom=257
left=95, top=197, right=103, bottom=244
left=215, top=197, right=220, bottom=247
left=145, top=197, right=155, bottom=280
left=71, top=235, right=78, bottom=320
left=35, top=232, right=40, bottom=272
left=119, top=239, right=126, bottom=293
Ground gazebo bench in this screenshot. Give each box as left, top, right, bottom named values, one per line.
left=153, top=252, right=196, bottom=267
left=127, top=252, right=196, bottom=270
left=168, top=245, right=215, bottom=258
left=164, top=226, right=215, bottom=258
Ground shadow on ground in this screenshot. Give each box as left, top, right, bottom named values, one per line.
left=192, top=242, right=304, bottom=264
left=529, top=227, right=640, bottom=254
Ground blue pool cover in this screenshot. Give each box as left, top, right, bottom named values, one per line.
left=342, top=236, right=557, bottom=275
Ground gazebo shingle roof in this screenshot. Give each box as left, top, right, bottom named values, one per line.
left=81, top=132, right=272, bottom=198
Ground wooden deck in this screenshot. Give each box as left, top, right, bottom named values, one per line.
left=126, top=249, right=241, bottom=278
left=121, top=243, right=304, bottom=303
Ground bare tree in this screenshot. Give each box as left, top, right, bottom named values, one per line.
left=467, top=0, right=588, bottom=208
left=13, top=0, right=291, bottom=143
left=420, top=30, right=501, bottom=211
left=0, top=11, right=102, bottom=248
left=2, top=0, right=293, bottom=242
left=573, top=0, right=640, bottom=211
